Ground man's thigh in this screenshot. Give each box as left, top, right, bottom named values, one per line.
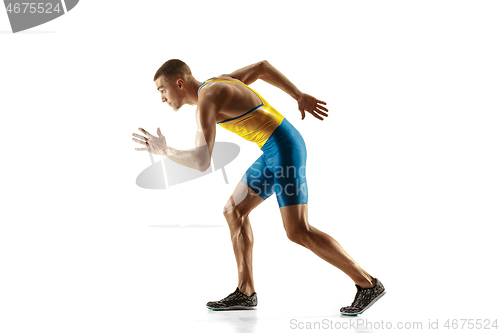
left=223, top=153, right=274, bottom=214
left=223, top=181, right=265, bottom=215
left=239, top=154, right=276, bottom=202
left=267, top=146, right=308, bottom=208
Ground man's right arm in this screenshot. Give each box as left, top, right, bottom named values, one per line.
left=228, top=60, right=301, bottom=100
left=228, top=61, right=329, bottom=121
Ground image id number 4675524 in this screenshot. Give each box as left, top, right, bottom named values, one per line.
left=6, top=2, right=62, bottom=14
left=442, top=319, right=498, bottom=330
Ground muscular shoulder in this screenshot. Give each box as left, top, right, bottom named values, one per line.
left=217, top=74, right=245, bottom=84
left=199, top=80, right=233, bottom=107
left=197, top=84, right=228, bottom=122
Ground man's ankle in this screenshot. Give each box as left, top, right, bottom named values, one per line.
left=238, top=285, right=255, bottom=296
left=358, top=277, right=375, bottom=289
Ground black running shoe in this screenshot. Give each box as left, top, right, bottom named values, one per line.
left=206, top=288, right=258, bottom=310
left=340, top=278, right=386, bottom=316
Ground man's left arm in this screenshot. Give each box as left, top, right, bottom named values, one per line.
left=133, top=99, right=216, bottom=172
left=166, top=102, right=216, bottom=171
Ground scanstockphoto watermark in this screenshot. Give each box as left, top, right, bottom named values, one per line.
left=3, top=0, right=79, bottom=33
left=249, top=164, right=307, bottom=180
left=247, top=178, right=307, bottom=197
left=136, top=142, right=240, bottom=189
left=245, top=164, right=307, bottom=197
left=289, top=318, right=423, bottom=330
left=289, top=318, right=499, bottom=330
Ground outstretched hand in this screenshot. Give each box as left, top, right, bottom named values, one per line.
left=132, top=127, right=167, bottom=156
left=297, top=93, right=329, bottom=120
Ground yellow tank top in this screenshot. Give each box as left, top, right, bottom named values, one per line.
left=198, top=77, right=285, bottom=148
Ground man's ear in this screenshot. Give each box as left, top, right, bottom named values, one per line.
left=176, top=78, right=184, bottom=89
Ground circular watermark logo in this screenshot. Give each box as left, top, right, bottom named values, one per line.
left=3, top=0, right=79, bottom=33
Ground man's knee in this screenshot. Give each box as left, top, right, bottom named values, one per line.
left=223, top=198, right=248, bottom=222
left=223, top=198, right=235, bottom=215
left=223, top=201, right=252, bottom=236
left=285, top=224, right=310, bottom=246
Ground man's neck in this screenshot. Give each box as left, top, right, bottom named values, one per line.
left=185, top=79, right=202, bottom=105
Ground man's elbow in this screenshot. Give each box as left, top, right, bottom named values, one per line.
left=259, top=60, right=269, bottom=72
left=258, top=60, right=271, bottom=79
left=197, top=159, right=211, bottom=172
left=194, top=147, right=212, bottom=172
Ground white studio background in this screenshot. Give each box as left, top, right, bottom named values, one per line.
left=1, top=1, right=499, bottom=332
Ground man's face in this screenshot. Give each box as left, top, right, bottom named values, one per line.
left=155, top=76, right=183, bottom=111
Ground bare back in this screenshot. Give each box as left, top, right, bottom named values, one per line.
left=197, top=75, right=286, bottom=149
left=199, top=75, right=263, bottom=123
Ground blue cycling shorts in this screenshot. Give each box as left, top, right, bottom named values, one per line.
left=241, top=118, right=308, bottom=207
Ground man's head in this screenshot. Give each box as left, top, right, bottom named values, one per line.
left=154, top=59, right=195, bottom=111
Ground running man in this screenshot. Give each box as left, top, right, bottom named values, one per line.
left=132, top=59, right=385, bottom=315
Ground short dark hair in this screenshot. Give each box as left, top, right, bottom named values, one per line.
left=154, top=59, right=192, bottom=82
